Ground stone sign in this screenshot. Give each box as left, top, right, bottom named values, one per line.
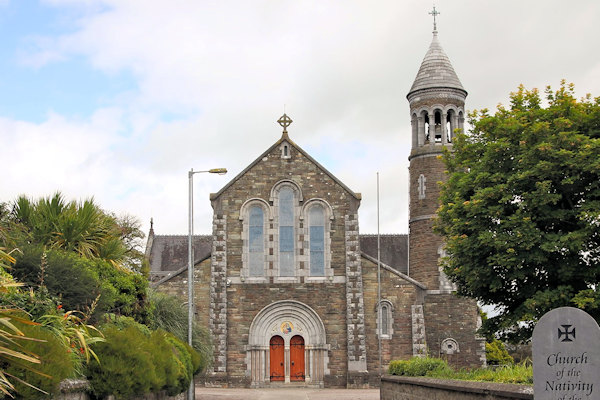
left=533, top=307, right=600, bottom=399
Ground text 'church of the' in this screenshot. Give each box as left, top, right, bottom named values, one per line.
left=145, top=18, right=486, bottom=388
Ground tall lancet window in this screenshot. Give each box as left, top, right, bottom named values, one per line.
left=248, top=205, right=264, bottom=276
left=279, top=187, right=295, bottom=276
left=309, top=205, right=325, bottom=276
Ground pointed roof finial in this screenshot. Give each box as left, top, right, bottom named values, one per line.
left=277, top=113, right=293, bottom=135
left=429, top=5, right=440, bottom=32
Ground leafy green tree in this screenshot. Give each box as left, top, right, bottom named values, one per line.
left=436, top=82, right=600, bottom=342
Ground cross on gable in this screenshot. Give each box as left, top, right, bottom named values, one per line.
left=429, top=5, right=440, bottom=32
left=277, top=113, right=293, bottom=134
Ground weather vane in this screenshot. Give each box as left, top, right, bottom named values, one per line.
left=277, top=113, right=293, bottom=134
left=429, top=5, right=440, bottom=32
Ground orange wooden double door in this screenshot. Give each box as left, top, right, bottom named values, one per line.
left=269, top=335, right=305, bottom=381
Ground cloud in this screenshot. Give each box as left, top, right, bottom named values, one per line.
left=4, top=0, right=600, bottom=238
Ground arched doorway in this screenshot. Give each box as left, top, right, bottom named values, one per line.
left=290, top=335, right=305, bottom=381
left=269, top=336, right=284, bottom=381
left=247, top=300, right=328, bottom=387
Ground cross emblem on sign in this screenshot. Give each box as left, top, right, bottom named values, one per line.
left=277, top=113, right=293, bottom=134
left=558, top=324, right=576, bottom=342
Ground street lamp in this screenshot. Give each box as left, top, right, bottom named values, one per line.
left=188, top=167, right=227, bottom=400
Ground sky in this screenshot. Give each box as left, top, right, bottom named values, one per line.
left=2, top=0, right=600, bottom=239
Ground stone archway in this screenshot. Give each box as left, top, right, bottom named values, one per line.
left=247, top=300, right=328, bottom=387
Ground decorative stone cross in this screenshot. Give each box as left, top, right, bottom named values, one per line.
left=277, top=113, right=293, bottom=134
left=429, top=5, right=440, bottom=32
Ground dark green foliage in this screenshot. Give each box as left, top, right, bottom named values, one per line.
left=164, top=334, right=193, bottom=394
left=8, top=246, right=149, bottom=323
left=388, top=356, right=451, bottom=377
left=87, top=322, right=195, bottom=399
left=436, top=82, right=600, bottom=342
left=4, top=320, right=74, bottom=399
left=486, top=339, right=514, bottom=366
left=86, top=325, right=156, bottom=399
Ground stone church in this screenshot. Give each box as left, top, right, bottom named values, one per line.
left=145, top=26, right=486, bottom=388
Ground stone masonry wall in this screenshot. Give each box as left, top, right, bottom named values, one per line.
left=152, top=258, right=211, bottom=329
left=209, top=138, right=362, bottom=387
left=344, top=215, right=367, bottom=376
left=408, top=150, right=447, bottom=289
left=381, top=376, right=533, bottom=400
left=210, top=214, right=228, bottom=373
left=423, top=293, right=486, bottom=368
left=361, top=258, right=419, bottom=383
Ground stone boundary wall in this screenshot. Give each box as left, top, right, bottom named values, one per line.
left=381, top=375, right=533, bottom=400
left=55, top=379, right=185, bottom=400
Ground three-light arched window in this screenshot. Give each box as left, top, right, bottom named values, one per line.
left=241, top=183, right=333, bottom=280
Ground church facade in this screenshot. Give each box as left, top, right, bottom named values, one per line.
left=145, top=27, right=486, bottom=388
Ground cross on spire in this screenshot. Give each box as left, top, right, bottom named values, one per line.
left=429, top=5, right=440, bottom=32
left=277, top=113, right=293, bottom=134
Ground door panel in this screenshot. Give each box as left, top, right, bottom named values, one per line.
left=269, top=336, right=284, bottom=381
left=290, top=335, right=305, bottom=381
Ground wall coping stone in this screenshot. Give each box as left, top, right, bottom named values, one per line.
left=381, top=375, right=533, bottom=399
left=58, top=379, right=90, bottom=393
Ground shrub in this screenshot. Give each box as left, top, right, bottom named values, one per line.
left=388, top=356, right=451, bottom=376
left=165, top=334, right=193, bottom=393
left=12, top=246, right=150, bottom=323
left=86, top=324, right=156, bottom=399
left=86, top=321, right=194, bottom=399
left=486, top=339, right=514, bottom=366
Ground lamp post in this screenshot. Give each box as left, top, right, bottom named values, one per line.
left=188, top=167, right=227, bottom=400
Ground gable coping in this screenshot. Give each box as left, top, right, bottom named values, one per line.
left=361, top=252, right=427, bottom=290
left=210, top=133, right=361, bottom=201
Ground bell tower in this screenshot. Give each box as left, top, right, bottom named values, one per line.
left=407, top=11, right=467, bottom=289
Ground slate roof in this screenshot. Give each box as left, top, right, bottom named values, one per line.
left=147, top=234, right=212, bottom=274
left=146, top=233, right=408, bottom=275
left=359, top=234, right=408, bottom=275
left=408, top=31, right=466, bottom=97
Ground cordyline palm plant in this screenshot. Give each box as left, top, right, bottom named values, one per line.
left=0, top=248, right=43, bottom=397
left=11, top=193, right=132, bottom=269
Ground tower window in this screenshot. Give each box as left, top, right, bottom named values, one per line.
left=418, top=174, right=427, bottom=200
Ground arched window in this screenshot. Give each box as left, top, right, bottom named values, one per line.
left=309, top=205, right=325, bottom=276
left=377, top=300, right=394, bottom=339
left=434, top=110, right=442, bottom=142
left=279, top=187, right=295, bottom=276
left=248, top=205, right=264, bottom=276
left=381, top=304, right=389, bottom=335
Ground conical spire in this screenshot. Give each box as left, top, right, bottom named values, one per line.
left=408, top=31, right=466, bottom=97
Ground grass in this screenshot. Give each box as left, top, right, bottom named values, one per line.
left=388, top=356, right=533, bottom=385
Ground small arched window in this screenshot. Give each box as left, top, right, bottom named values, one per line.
left=381, top=304, right=389, bottom=335
left=309, top=205, right=325, bottom=276
left=248, top=205, right=264, bottom=276
left=377, top=300, right=394, bottom=339
left=279, top=187, right=295, bottom=276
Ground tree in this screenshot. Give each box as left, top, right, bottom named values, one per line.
left=7, top=193, right=145, bottom=271
left=435, top=82, right=600, bottom=342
